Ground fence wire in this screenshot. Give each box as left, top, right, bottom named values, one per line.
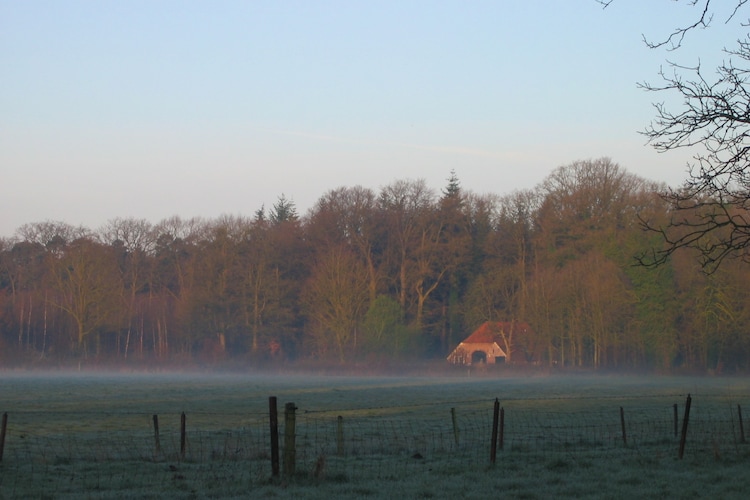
left=1, top=396, right=749, bottom=497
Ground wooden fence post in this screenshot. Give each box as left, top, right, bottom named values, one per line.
left=180, top=412, right=186, bottom=459
left=283, top=402, right=297, bottom=477
left=738, top=405, right=746, bottom=444
left=620, top=406, right=627, bottom=447
left=490, top=398, right=499, bottom=464
left=152, top=414, right=161, bottom=455
left=678, top=394, right=692, bottom=459
left=269, top=396, right=279, bottom=478
left=336, top=416, right=344, bottom=456
left=451, top=407, right=459, bottom=446
left=0, top=412, right=7, bottom=463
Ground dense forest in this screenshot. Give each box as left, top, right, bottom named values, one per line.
left=2, top=158, right=749, bottom=372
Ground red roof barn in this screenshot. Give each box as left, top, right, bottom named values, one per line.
left=447, top=321, right=534, bottom=365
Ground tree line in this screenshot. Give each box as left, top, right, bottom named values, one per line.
left=2, top=157, right=749, bottom=372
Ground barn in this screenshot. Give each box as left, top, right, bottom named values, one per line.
left=446, top=321, right=533, bottom=366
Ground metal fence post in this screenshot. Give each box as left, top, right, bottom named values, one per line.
left=180, top=412, right=186, bottom=459
left=269, top=396, right=279, bottom=477
left=738, top=405, right=746, bottom=444
left=152, top=414, right=161, bottom=455
left=490, top=398, right=500, bottom=464
left=451, top=407, right=460, bottom=446
left=678, top=394, right=692, bottom=459
left=283, top=402, right=297, bottom=477
left=337, top=415, right=345, bottom=456
left=0, top=412, right=7, bottom=463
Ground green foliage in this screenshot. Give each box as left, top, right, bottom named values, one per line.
left=3, top=159, right=750, bottom=371
left=441, top=169, right=461, bottom=200
left=270, top=194, right=298, bottom=225
left=360, top=295, right=418, bottom=359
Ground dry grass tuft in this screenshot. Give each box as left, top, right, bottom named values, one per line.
left=312, top=454, right=326, bottom=480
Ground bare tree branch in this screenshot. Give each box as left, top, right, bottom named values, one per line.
left=599, top=1, right=747, bottom=48
left=646, top=0, right=713, bottom=50
left=599, top=0, right=750, bottom=271
left=637, top=44, right=750, bottom=271
left=730, top=0, right=750, bottom=24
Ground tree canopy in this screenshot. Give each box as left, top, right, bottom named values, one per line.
left=3, top=159, right=750, bottom=372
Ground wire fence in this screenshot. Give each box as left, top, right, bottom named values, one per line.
left=1, top=394, right=749, bottom=497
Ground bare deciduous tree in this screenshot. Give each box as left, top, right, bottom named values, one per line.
left=638, top=47, right=750, bottom=271
left=602, top=0, right=750, bottom=271
left=599, top=0, right=748, bottom=50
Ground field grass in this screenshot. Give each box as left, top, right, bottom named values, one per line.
left=1, top=371, right=750, bottom=498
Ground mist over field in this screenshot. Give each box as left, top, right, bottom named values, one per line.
left=2, top=370, right=748, bottom=417
left=3, top=158, right=750, bottom=376
left=5, top=2, right=750, bottom=495
left=3, top=371, right=750, bottom=498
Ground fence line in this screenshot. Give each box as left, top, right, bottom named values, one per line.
left=1, top=394, right=749, bottom=496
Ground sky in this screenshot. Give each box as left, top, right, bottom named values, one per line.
left=1, top=0, right=746, bottom=238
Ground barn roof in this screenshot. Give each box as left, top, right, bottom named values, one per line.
left=462, top=321, right=532, bottom=344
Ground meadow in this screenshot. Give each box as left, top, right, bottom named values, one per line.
left=1, top=371, right=750, bottom=499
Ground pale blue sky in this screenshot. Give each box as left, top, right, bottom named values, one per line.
left=1, top=1, right=744, bottom=237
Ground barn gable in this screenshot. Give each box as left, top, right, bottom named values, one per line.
left=447, top=321, right=533, bottom=366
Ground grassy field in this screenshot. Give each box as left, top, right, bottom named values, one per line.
left=1, top=371, right=750, bottom=498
